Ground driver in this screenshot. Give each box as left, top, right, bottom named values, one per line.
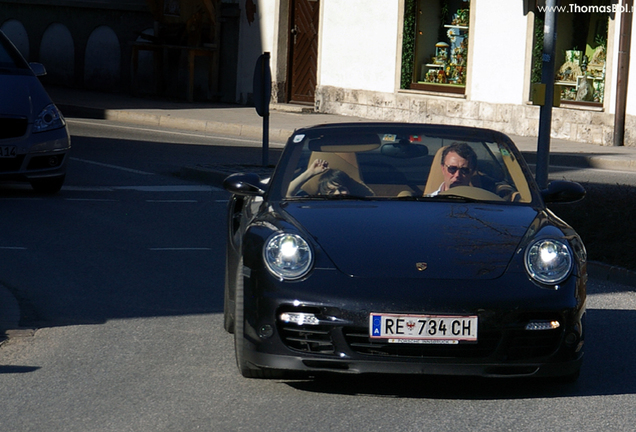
left=427, top=142, right=477, bottom=197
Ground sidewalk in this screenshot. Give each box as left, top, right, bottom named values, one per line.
left=46, top=85, right=636, bottom=174
left=3, top=86, right=636, bottom=344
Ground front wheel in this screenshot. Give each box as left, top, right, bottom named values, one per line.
left=233, top=257, right=283, bottom=379
left=234, top=257, right=254, bottom=377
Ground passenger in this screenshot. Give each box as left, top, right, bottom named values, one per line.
left=316, top=169, right=354, bottom=195
left=287, top=158, right=330, bottom=196
left=427, top=142, right=477, bottom=197
left=287, top=158, right=374, bottom=197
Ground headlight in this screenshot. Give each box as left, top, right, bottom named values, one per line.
left=33, top=104, right=66, bottom=133
left=525, top=239, right=573, bottom=285
left=264, top=233, right=313, bottom=280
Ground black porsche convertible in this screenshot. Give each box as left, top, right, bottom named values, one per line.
left=223, top=123, right=587, bottom=381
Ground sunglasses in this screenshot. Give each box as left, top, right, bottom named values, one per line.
left=445, top=165, right=472, bottom=175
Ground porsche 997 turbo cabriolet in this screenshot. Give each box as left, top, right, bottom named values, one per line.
left=223, top=123, right=587, bottom=382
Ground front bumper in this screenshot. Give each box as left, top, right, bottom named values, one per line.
left=243, top=349, right=583, bottom=378
left=239, top=267, right=586, bottom=379
left=0, top=126, right=69, bottom=181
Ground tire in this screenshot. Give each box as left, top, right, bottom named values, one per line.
left=234, top=257, right=254, bottom=377
left=223, top=253, right=235, bottom=334
left=233, top=258, right=284, bottom=379
left=30, top=175, right=65, bottom=194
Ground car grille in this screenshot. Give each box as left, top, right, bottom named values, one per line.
left=0, top=155, right=24, bottom=172
left=278, top=323, right=335, bottom=354
left=343, top=327, right=500, bottom=358
left=506, top=329, right=563, bottom=360
left=0, top=117, right=28, bottom=139
left=277, top=310, right=565, bottom=361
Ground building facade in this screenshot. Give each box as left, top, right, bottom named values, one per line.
left=0, top=0, right=240, bottom=102
left=2, top=0, right=635, bottom=146
left=235, top=0, right=636, bottom=146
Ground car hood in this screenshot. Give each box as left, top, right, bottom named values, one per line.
left=282, top=201, right=538, bottom=280
left=0, top=74, right=51, bottom=119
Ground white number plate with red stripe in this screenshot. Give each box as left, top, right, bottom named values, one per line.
left=369, top=313, right=478, bottom=344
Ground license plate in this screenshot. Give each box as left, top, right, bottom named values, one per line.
left=369, top=313, right=478, bottom=344
left=0, top=146, right=16, bottom=158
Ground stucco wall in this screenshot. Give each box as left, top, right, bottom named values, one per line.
left=469, top=0, right=530, bottom=104
left=235, top=0, right=278, bottom=104
left=319, top=0, right=400, bottom=93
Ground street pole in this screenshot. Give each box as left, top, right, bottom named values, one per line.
left=535, top=0, right=558, bottom=190
left=613, top=0, right=633, bottom=147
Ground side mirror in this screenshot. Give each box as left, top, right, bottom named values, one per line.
left=541, top=180, right=585, bottom=204
left=223, top=173, right=267, bottom=196
left=29, top=62, right=46, bottom=77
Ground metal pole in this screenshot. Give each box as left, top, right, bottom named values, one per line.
left=614, top=0, right=633, bottom=147
left=535, top=0, right=558, bottom=190
left=262, top=112, right=269, bottom=167
left=261, top=52, right=270, bottom=167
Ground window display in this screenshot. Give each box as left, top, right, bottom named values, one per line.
left=402, top=0, right=470, bottom=94
left=531, top=1, right=609, bottom=105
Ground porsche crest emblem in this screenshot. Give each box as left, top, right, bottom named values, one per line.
left=416, top=262, right=428, bottom=271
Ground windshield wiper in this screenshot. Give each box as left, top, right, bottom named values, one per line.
left=433, top=194, right=480, bottom=202
left=286, top=194, right=369, bottom=201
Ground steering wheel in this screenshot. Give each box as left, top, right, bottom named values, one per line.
left=438, top=186, right=505, bottom=201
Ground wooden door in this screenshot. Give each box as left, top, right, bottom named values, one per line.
left=288, top=0, right=320, bottom=104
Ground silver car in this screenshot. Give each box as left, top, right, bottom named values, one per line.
left=0, top=30, right=70, bottom=193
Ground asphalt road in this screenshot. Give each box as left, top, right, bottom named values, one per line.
left=0, top=119, right=635, bottom=432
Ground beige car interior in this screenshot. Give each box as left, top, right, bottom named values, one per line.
left=294, top=141, right=531, bottom=202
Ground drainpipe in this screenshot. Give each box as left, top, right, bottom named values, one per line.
left=536, top=0, right=558, bottom=189
left=613, top=0, right=633, bottom=147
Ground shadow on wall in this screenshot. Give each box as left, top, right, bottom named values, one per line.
left=1, top=19, right=123, bottom=92
left=85, top=26, right=121, bottom=91
left=1, top=19, right=28, bottom=57
left=40, top=23, right=75, bottom=86
left=1, top=2, right=241, bottom=102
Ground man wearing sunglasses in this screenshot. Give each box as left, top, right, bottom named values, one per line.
left=428, top=142, right=477, bottom=197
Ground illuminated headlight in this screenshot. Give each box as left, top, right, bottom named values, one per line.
left=264, top=233, right=313, bottom=280
left=525, top=239, right=573, bottom=285
left=33, top=104, right=65, bottom=133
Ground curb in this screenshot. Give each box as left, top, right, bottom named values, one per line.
left=58, top=103, right=298, bottom=145
left=587, top=261, right=636, bottom=288
left=56, top=96, right=636, bottom=174
left=521, top=151, right=636, bottom=172
left=0, top=283, right=21, bottom=345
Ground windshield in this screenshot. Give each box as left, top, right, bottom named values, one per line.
left=273, top=125, right=536, bottom=204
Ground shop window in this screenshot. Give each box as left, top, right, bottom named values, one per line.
left=531, top=1, right=609, bottom=106
left=401, top=0, right=470, bottom=94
